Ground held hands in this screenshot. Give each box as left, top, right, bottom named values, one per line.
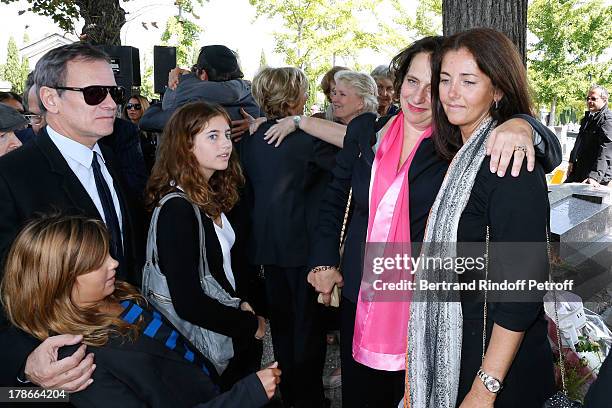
left=263, top=117, right=299, bottom=147
left=256, top=362, right=282, bottom=399
left=25, top=334, right=95, bottom=392
left=307, top=267, right=344, bottom=306
left=486, top=118, right=536, bottom=177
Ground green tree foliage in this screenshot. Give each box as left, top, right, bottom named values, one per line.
left=0, top=0, right=129, bottom=45
left=160, top=0, right=204, bottom=67
left=2, top=37, right=29, bottom=94
left=390, top=0, right=442, bottom=39
left=249, top=0, right=407, bottom=108
left=139, top=57, right=157, bottom=101
left=528, top=0, right=612, bottom=125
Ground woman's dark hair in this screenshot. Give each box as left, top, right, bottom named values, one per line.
left=431, top=28, right=534, bottom=160
left=389, top=36, right=444, bottom=104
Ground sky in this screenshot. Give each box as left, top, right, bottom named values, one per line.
left=0, top=0, right=403, bottom=80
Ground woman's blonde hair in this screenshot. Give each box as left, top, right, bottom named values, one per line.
left=334, top=70, right=379, bottom=115
left=145, top=102, right=244, bottom=217
left=1, top=214, right=144, bottom=347
left=252, top=67, right=308, bottom=118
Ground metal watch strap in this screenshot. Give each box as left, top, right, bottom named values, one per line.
left=477, top=368, right=503, bottom=393
left=293, top=115, right=301, bottom=130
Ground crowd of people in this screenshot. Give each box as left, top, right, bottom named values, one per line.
left=0, top=27, right=610, bottom=408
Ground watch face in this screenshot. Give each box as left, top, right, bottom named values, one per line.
left=485, top=377, right=501, bottom=393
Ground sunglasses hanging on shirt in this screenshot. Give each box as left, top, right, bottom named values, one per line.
left=49, top=85, right=126, bottom=106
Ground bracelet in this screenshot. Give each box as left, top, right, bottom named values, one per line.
left=309, top=265, right=336, bottom=274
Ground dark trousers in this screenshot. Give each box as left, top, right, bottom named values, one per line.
left=219, top=334, right=263, bottom=392
left=263, top=265, right=326, bottom=408
left=340, top=297, right=405, bottom=408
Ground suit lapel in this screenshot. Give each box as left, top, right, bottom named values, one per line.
left=36, top=129, right=101, bottom=219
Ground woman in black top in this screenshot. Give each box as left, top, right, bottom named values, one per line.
left=145, top=102, right=266, bottom=390
left=239, top=67, right=343, bottom=408
left=405, top=29, right=555, bottom=408
left=1, top=214, right=280, bottom=407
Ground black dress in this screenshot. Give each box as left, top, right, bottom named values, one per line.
left=456, top=155, right=556, bottom=407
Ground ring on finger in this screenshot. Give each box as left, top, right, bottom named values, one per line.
left=514, top=144, right=527, bottom=153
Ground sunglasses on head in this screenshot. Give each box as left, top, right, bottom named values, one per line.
left=126, top=103, right=142, bottom=110
left=51, top=85, right=126, bottom=106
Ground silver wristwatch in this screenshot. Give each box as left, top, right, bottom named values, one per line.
left=477, top=368, right=503, bottom=393
left=292, top=115, right=302, bottom=130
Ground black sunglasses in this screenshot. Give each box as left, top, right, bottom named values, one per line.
left=126, top=103, right=142, bottom=110
left=51, top=85, right=126, bottom=106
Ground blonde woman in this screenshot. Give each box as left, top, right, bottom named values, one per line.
left=239, top=67, right=338, bottom=408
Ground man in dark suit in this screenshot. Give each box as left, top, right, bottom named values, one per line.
left=566, top=84, right=612, bottom=185
left=0, top=43, right=143, bottom=390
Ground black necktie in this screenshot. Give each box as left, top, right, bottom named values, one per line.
left=91, top=152, right=125, bottom=270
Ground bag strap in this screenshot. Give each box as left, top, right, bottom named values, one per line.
left=482, top=226, right=567, bottom=394
left=147, top=192, right=187, bottom=265
left=339, top=188, right=352, bottom=250
left=546, top=227, right=567, bottom=395
left=147, top=192, right=211, bottom=279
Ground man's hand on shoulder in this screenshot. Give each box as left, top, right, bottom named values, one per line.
left=25, top=334, right=95, bottom=392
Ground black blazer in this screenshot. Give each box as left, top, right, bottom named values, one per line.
left=308, top=113, right=448, bottom=302
left=0, top=128, right=145, bottom=385
left=58, top=331, right=268, bottom=408
left=99, top=118, right=149, bottom=200
left=567, top=106, right=612, bottom=183
left=239, top=120, right=338, bottom=268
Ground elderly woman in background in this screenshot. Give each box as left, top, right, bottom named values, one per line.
left=371, top=65, right=400, bottom=117
left=330, top=70, right=378, bottom=126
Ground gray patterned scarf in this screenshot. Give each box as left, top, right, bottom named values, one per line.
left=404, top=118, right=496, bottom=408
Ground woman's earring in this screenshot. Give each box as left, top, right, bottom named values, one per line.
left=494, top=100, right=499, bottom=110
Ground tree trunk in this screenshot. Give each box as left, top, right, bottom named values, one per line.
left=548, top=96, right=557, bottom=126
left=76, top=0, right=126, bottom=45
left=442, top=0, right=528, bottom=64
